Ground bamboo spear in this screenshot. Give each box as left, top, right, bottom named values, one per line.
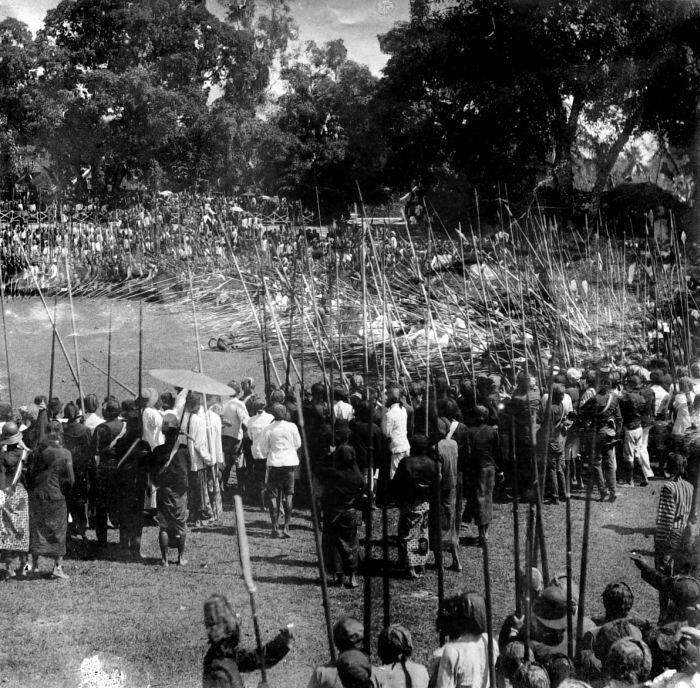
left=107, top=308, right=113, bottom=400
left=294, top=386, right=336, bottom=662
left=65, top=255, right=86, bottom=418
left=0, top=259, right=12, bottom=410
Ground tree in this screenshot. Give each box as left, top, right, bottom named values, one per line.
left=274, top=39, right=387, bottom=214
left=378, top=0, right=700, bottom=222
left=27, top=0, right=296, bottom=194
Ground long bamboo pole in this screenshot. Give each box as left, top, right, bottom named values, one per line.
left=0, top=260, right=12, bottom=410
left=65, top=255, right=86, bottom=417
left=294, top=386, right=336, bottom=662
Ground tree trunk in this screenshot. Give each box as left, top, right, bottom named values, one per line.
left=588, top=113, right=638, bottom=217
left=688, top=99, right=700, bottom=247
left=552, top=95, right=584, bottom=211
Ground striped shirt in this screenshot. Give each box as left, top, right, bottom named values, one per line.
left=655, top=477, right=695, bottom=551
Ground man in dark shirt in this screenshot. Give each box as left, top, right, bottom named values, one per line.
left=152, top=413, right=189, bottom=567
left=619, top=375, right=653, bottom=487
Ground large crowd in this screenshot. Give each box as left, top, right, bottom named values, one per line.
left=0, top=347, right=699, bottom=687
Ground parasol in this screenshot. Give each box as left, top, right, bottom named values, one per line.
left=148, top=369, right=235, bottom=396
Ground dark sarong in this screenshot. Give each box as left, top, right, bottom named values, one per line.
left=157, top=487, right=188, bottom=540
left=29, top=495, right=67, bottom=557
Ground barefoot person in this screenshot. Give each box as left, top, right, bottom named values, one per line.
left=27, top=420, right=74, bottom=579
left=259, top=403, right=301, bottom=538
left=152, top=413, right=189, bottom=567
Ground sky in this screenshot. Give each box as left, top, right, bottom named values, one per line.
left=0, top=0, right=410, bottom=74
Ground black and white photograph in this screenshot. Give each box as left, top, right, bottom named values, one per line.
left=0, top=0, right=699, bottom=686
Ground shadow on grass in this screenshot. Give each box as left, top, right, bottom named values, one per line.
left=251, top=555, right=311, bottom=568
left=255, top=574, right=320, bottom=586
left=190, top=525, right=237, bottom=535
left=67, top=541, right=161, bottom=565
left=601, top=524, right=655, bottom=537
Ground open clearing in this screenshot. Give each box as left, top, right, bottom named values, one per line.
left=0, top=297, right=664, bottom=688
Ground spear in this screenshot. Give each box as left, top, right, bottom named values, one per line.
left=82, top=358, right=136, bottom=396
left=233, top=494, right=269, bottom=688
left=65, top=255, right=86, bottom=418
left=49, top=294, right=58, bottom=402
left=18, top=244, right=79, bottom=390
left=138, top=301, right=143, bottom=434
left=294, top=386, right=336, bottom=662
left=0, top=258, right=12, bottom=410
left=107, top=309, right=113, bottom=400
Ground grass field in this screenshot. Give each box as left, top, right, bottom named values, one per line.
left=0, top=298, right=666, bottom=688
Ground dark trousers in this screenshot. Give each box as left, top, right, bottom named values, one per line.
left=546, top=451, right=567, bottom=500
left=95, top=507, right=109, bottom=545
left=593, top=446, right=616, bottom=496
left=322, top=509, right=361, bottom=575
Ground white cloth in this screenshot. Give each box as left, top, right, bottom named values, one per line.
left=84, top=413, right=103, bottom=432
left=333, top=400, right=355, bottom=422
left=142, top=407, right=164, bottom=450
left=382, top=403, right=410, bottom=454
left=247, top=411, right=274, bottom=460
left=673, top=392, right=696, bottom=437
left=652, top=385, right=670, bottom=416
left=177, top=409, right=213, bottom=471
left=206, top=409, right=224, bottom=465
left=220, top=397, right=250, bottom=440
left=430, top=634, right=499, bottom=688
left=259, top=420, right=301, bottom=468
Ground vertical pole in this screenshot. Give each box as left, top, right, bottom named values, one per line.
left=107, top=309, right=113, bottom=400
left=294, top=387, right=336, bottom=662
left=49, top=294, right=58, bottom=402
left=0, top=260, right=13, bottom=409
left=65, top=255, right=85, bottom=416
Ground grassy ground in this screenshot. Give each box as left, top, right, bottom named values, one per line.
left=0, top=298, right=665, bottom=688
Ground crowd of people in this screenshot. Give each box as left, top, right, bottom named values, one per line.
left=0, top=346, right=699, bottom=686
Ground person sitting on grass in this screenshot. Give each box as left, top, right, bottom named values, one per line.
left=202, top=593, right=293, bottom=688
left=151, top=412, right=188, bottom=567
left=308, top=616, right=388, bottom=688
left=511, top=662, right=550, bottom=688
left=429, top=592, right=499, bottom=688
left=376, top=624, right=429, bottom=688
left=601, top=638, right=652, bottom=688
left=337, top=649, right=379, bottom=688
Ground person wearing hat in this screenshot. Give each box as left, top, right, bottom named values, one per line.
left=92, top=398, right=125, bottom=548
left=0, top=421, right=30, bottom=579
left=219, top=381, right=249, bottom=499
left=26, top=420, right=74, bottom=580
left=151, top=412, right=189, bottom=567
left=317, top=423, right=370, bottom=588
left=138, top=388, right=164, bottom=451
left=62, top=402, right=92, bottom=539
left=244, top=398, right=273, bottom=509
left=377, top=624, right=429, bottom=688
left=259, top=402, right=301, bottom=538
left=202, top=593, right=293, bottom=688
left=82, top=394, right=103, bottom=433
left=526, top=574, right=596, bottom=662
left=308, top=616, right=387, bottom=688
left=391, top=434, right=438, bottom=580
left=619, top=375, right=654, bottom=487
left=654, top=453, right=694, bottom=575
left=580, top=377, right=622, bottom=502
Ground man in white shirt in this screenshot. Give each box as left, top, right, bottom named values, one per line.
left=220, top=380, right=250, bottom=495
left=259, top=403, right=301, bottom=538
left=333, top=388, right=355, bottom=422
left=246, top=399, right=274, bottom=508
left=382, top=387, right=410, bottom=479
left=139, top=387, right=164, bottom=450
left=83, top=394, right=103, bottom=433
left=177, top=391, right=215, bottom=526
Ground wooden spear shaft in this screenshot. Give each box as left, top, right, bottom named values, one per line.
left=294, top=386, right=336, bottom=662
left=49, top=294, right=57, bottom=402
left=107, top=309, right=113, bottom=400
left=65, top=255, right=86, bottom=417
left=82, top=357, right=136, bottom=396
left=0, top=259, right=12, bottom=410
